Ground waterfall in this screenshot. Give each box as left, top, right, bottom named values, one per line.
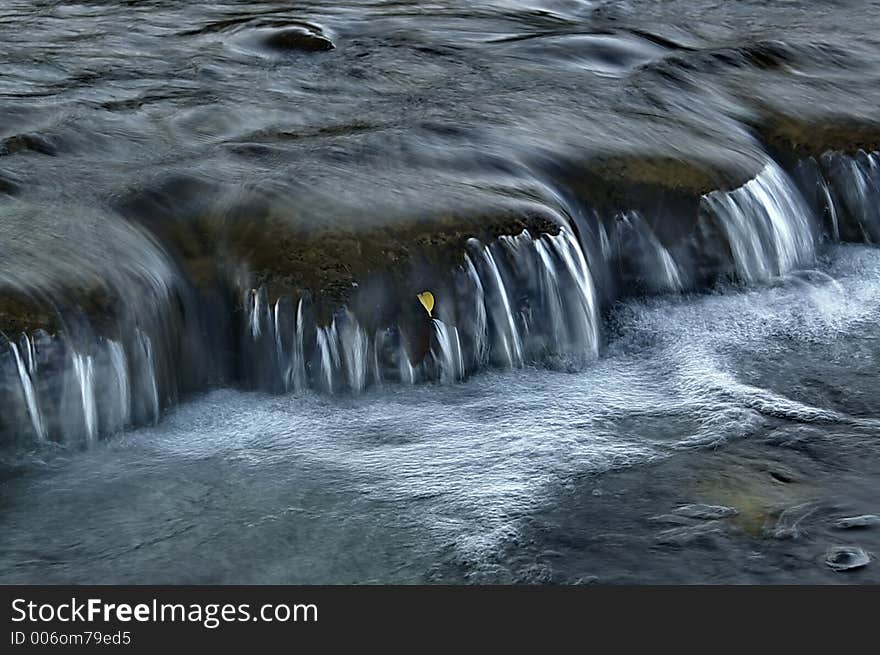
left=475, top=241, right=523, bottom=368
left=464, top=254, right=489, bottom=367
left=292, top=297, right=307, bottom=392
left=549, top=228, right=600, bottom=358
left=108, top=339, right=131, bottom=429
left=22, top=334, right=36, bottom=375
left=273, top=298, right=288, bottom=391
left=372, top=331, right=384, bottom=386
left=534, top=237, right=569, bottom=348
left=230, top=223, right=603, bottom=394
left=339, top=312, right=369, bottom=393
left=609, top=211, right=684, bottom=294
left=135, top=329, right=160, bottom=425
left=820, top=178, right=840, bottom=241
left=638, top=218, right=683, bottom=292
left=817, top=150, right=880, bottom=242
left=249, top=289, right=261, bottom=338
left=398, top=332, right=416, bottom=385
left=703, top=161, right=816, bottom=282
left=8, top=150, right=870, bottom=449
left=432, top=320, right=465, bottom=384
left=72, top=352, right=98, bottom=445
left=9, top=340, right=46, bottom=442
left=316, top=323, right=341, bottom=393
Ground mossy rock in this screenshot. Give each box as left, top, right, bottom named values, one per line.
left=0, top=285, right=125, bottom=338
left=755, top=112, right=880, bottom=159
left=560, top=153, right=756, bottom=215
left=223, top=206, right=561, bottom=322
left=0, top=293, right=58, bottom=337
left=117, top=176, right=562, bottom=321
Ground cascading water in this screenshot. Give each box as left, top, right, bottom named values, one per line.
left=237, top=224, right=603, bottom=395
left=71, top=352, right=98, bottom=445
left=398, top=333, right=417, bottom=385
left=339, top=312, right=370, bottom=393
left=474, top=240, right=524, bottom=368
left=463, top=254, right=490, bottom=368
left=133, top=329, right=161, bottom=427
left=8, top=340, right=46, bottom=442
left=108, top=339, right=131, bottom=431
left=551, top=228, right=601, bottom=358
left=316, top=323, right=342, bottom=393
left=1, top=151, right=876, bottom=447
left=225, top=160, right=840, bottom=401
left=813, top=150, right=880, bottom=242
left=431, top=320, right=465, bottom=384
left=702, top=161, right=816, bottom=282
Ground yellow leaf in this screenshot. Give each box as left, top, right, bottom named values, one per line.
left=417, top=291, right=435, bottom=316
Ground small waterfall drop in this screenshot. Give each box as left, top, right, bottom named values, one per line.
left=248, top=289, right=266, bottom=338
left=292, top=297, right=308, bottom=392
left=398, top=332, right=416, bottom=385
left=339, top=312, right=369, bottom=393
left=316, top=323, right=341, bottom=393
left=9, top=340, right=46, bottom=442
left=72, top=352, right=98, bottom=445
left=273, top=298, right=289, bottom=391
left=108, top=339, right=131, bottom=429
left=703, top=161, right=815, bottom=282
left=22, top=334, right=36, bottom=376
left=432, top=320, right=465, bottom=384
left=550, top=228, right=600, bottom=358
left=135, top=329, right=160, bottom=425
left=464, top=254, right=490, bottom=368
left=534, top=237, right=569, bottom=347
left=477, top=242, right=523, bottom=368
left=820, top=178, right=840, bottom=241
left=817, top=150, right=880, bottom=242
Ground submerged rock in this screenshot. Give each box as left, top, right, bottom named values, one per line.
left=0, top=171, right=19, bottom=195
left=833, top=515, right=880, bottom=530
left=825, top=546, right=871, bottom=572
left=0, top=132, right=58, bottom=157
left=655, top=520, right=726, bottom=546
left=765, top=502, right=818, bottom=540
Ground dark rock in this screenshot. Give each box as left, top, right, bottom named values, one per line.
left=755, top=112, right=880, bottom=159
left=0, top=174, right=18, bottom=195
left=0, top=292, right=60, bottom=336
left=263, top=28, right=335, bottom=53
left=561, top=153, right=755, bottom=214
left=825, top=546, right=871, bottom=572
left=769, top=467, right=797, bottom=483
left=0, top=133, right=58, bottom=157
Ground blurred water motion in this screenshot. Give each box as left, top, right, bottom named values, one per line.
left=2, top=1, right=880, bottom=583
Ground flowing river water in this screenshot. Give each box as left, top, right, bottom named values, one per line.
left=2, top=1, right=880, bottom=583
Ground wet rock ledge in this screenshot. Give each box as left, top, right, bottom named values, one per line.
left=2, top=121, right=880, bottom=448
